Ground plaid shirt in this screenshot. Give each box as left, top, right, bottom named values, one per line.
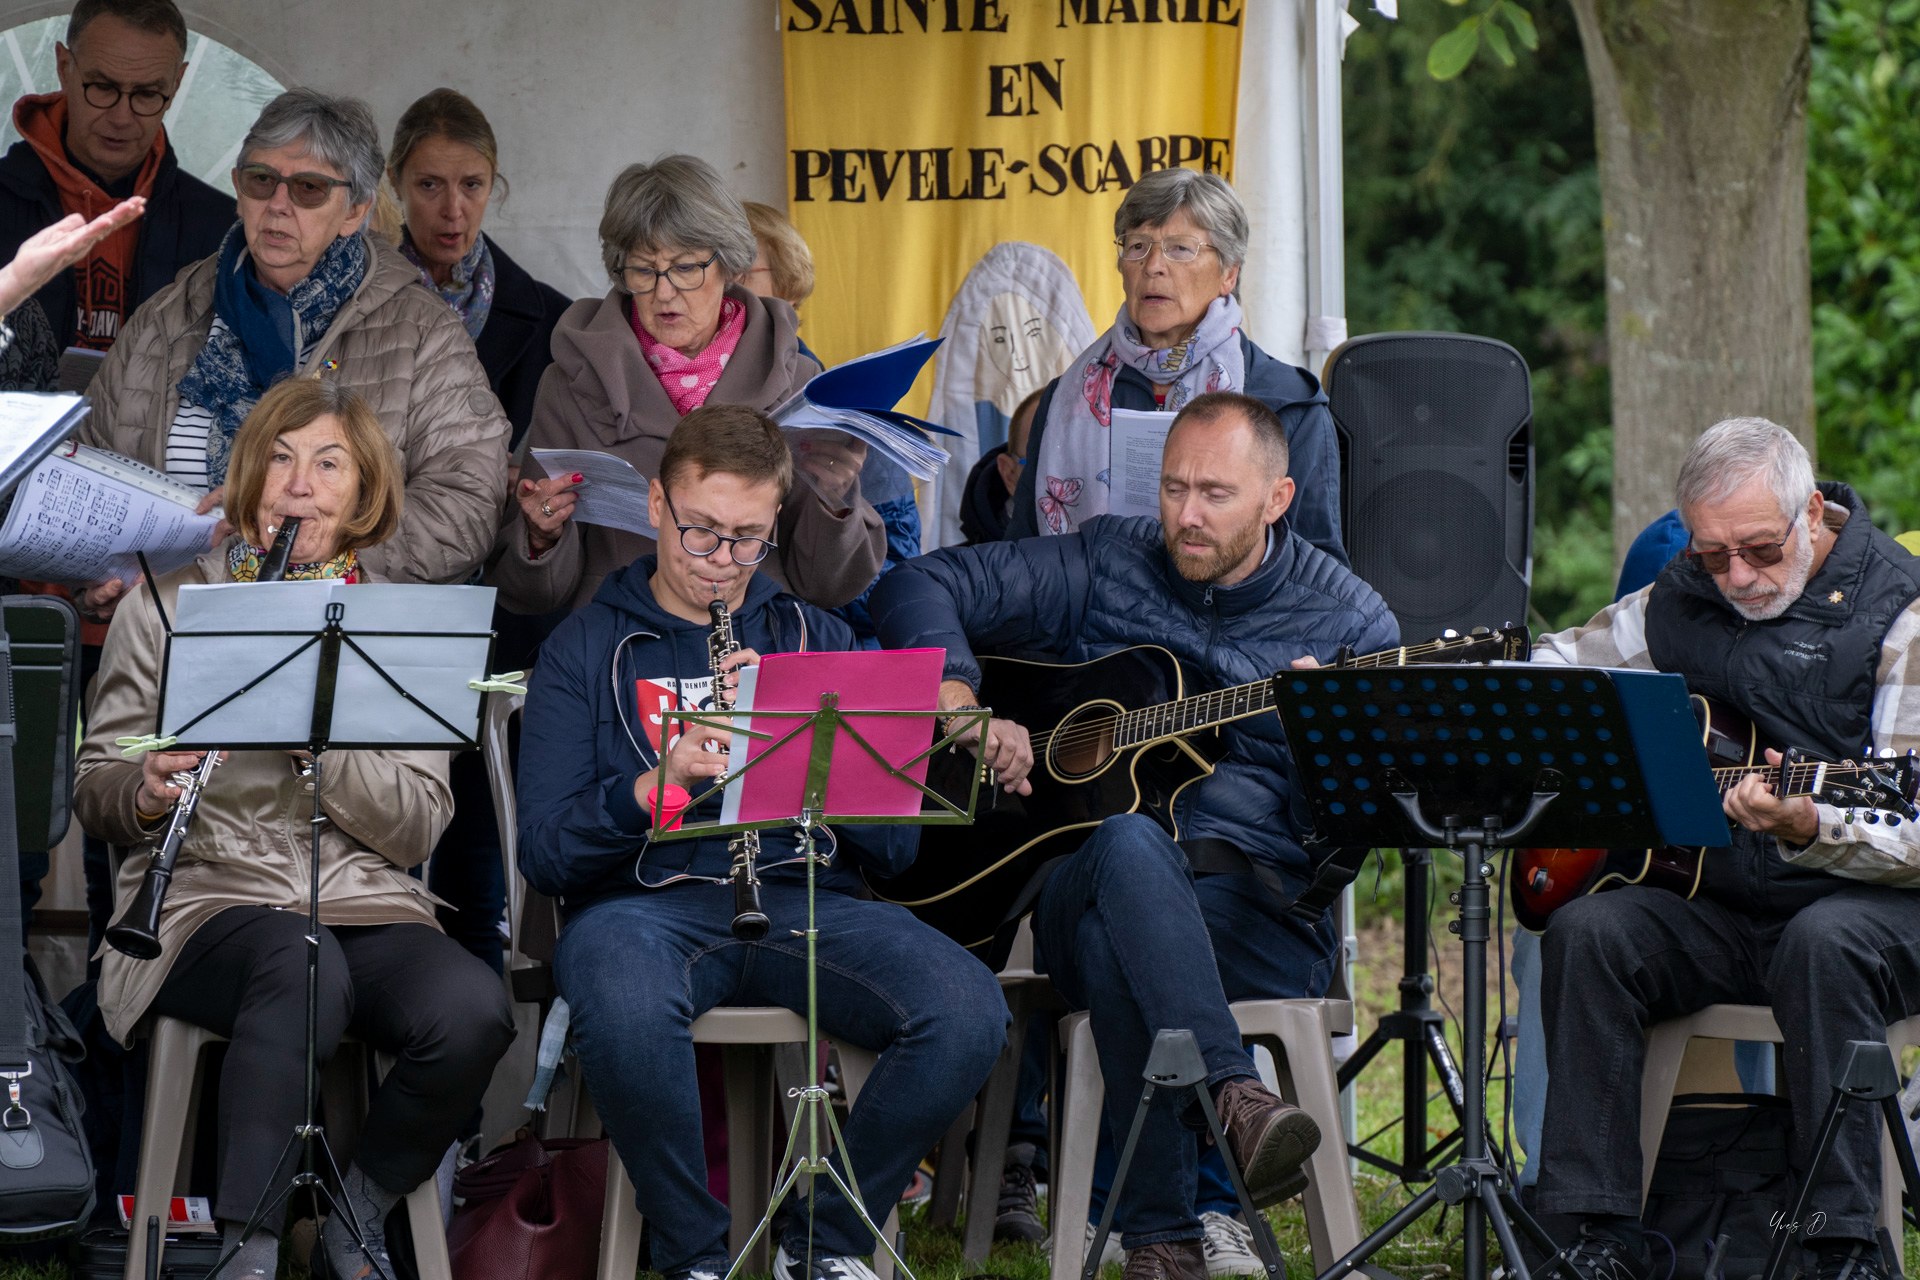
left=1533, top=584, right=1920, bottom=884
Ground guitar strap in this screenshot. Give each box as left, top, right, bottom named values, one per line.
left=1181, top=837, right=1370, bottom=922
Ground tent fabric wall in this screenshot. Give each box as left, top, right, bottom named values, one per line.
left=0, top=1, right=1340, bottom=358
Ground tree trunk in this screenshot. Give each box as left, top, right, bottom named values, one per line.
left=1565, top=0, right=1813, bottom=565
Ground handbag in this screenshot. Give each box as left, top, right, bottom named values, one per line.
left=447, top=1133, right=609, bottom=1280
left=0, top=599, right=95, bottom=1240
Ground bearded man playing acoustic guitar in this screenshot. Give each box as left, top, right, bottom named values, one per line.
left=1527, top=417, right=1920, bottom=1280
left=871, top=391, right=1398, bottom=1280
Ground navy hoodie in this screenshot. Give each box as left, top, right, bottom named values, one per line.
left=518, top=555, right=917, bottom=915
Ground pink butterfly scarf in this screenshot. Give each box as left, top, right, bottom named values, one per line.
left=1032, top=294, right=1246, bottom=534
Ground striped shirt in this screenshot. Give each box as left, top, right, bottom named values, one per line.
left=166, top=317, right=321, bottom=491
left=1533, top=582, right=1920, bottom=885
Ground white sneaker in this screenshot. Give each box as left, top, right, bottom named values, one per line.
left=1199, top=1211, right=1267, bottom=1278
left=1085, top=1221, right=1125, bottom=1270
left=773, top=1245, right=883, bottom=1280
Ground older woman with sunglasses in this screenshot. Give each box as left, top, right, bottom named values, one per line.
left=1010, top=168, right=1345, bottom=562
left=492, top=153, right=884, bottom=617
left=75, top=87, right=509, bottom=624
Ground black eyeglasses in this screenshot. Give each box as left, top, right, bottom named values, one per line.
left=663, top=491, right=776, bottom=566
left=81, top=79, right=172, bottom=117
left=1683, top=511, right=1802, bottom=574
left=622, top=250, right=719, bottom=295
left=235, top=163, right=352, bottom=209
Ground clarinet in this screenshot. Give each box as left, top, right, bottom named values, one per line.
left=708, top=592, right=770, bottom=941
left=106, top=518, right=303, bottom=960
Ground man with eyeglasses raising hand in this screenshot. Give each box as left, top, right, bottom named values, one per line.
left=0, top=0, right=231, bottom=353
left=518, top=402, right=1008, bottom=1280
left=1526, top=417, right=1920, bottom=1280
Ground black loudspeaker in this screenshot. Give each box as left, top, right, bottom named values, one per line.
left=1325, top=332, right=1533, bottom=640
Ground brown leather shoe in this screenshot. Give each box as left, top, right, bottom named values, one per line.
left=1213, top=1076, right=1320, bottom=1208
left=1122, top=1238, right=1208, bottom=1280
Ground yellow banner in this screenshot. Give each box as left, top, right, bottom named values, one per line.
left=781, top=0, right=1244, bottom=415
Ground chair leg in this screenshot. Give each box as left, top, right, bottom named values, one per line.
left=1638, top=1024, right=1692, bottom=1202
left=725, top=1045, right=780, bottom=1272
left=125, top=1021, right=217, bottom=1280
left=963, top=991, right=1036, bottom=1261
left=404, top=1178, right=453, bottom=1280
left=598, top=1145, right=644, bottom=1280
left=834, top=1046, right=901, bottom=1280
left=1049, top=1014, right=1103, bottom=1280
left=1251, top=1004, right=1364, bottom=1270
left=928, top=1105, right=972, bottom=1229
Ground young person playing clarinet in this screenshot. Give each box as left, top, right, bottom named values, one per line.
left=517, top=403, right=1007, bottom=1280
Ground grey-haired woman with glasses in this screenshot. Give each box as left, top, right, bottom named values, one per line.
left=75, top=86, right=510, bottom=623
left=1008, top=167, right=1346, bottom=559
left=491, top=153, right=885, bottom=617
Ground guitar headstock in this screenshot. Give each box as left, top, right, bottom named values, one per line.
left=1414, top=623, right=1532, bottom=666
left=1781, top=747, right=1920, bottom=822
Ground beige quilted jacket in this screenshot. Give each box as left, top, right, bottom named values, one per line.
left=80, top=235, right=510, bottom=585
left=76, top=541, right=453, bottom=1045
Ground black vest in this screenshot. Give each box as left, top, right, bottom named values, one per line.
left=1643, top=482, right=1920, bottom=912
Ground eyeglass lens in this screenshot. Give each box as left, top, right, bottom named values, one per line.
left=624, top=254, right=715, bottom=293
left=82, top=81, right=170, bottom=116
left=678, top=525, right=773, bottom=564
left=237, top=165, right=343, bottom=209
left=1118, top=235, right=1206, bottom=263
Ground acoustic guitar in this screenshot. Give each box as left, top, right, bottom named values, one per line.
left=1509, top=695, right=1920, bottom=932
left=867, top=625, right=1531, bottom=955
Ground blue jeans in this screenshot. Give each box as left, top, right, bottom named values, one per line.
left=1033, top=815, right=1337, bottom=1246
left=554, top=881, right=1007, bottom=1275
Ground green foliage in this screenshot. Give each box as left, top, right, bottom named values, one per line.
left=1427, top=1, right=1540, bottom=78
left=1809, top=0, right=1920, bottom=530
left=1344, top=2, right=1614, bottom=631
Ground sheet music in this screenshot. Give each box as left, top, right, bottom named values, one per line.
left=0, top=393, right=88, bottom=492
left=527, top=448, right=658, bottom=538
left=0, top=442, right=218, bottom=581
left=1108, top=408, right=1177, bottom=519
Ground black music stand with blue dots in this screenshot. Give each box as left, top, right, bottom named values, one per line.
left=1273, top=663, right=1731, bottom=1280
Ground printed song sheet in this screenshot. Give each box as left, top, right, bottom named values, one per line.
left=0, top=443, right=218, bottom=581
left=1108, top=409, right=1176, bottom=520
left=528, top=448, right=658, bottom=538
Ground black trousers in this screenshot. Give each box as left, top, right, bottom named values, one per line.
left=1536, top=878, right=1920, bottom=1240
left=149, top=907, right=515, bottom=1229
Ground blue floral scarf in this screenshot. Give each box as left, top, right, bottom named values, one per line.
left=400, top=230, right=495, bottom=341
left=178, top=224, right=369, bottom=487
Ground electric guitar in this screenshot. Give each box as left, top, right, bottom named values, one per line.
left=1509, top=695, right=1920, bottom=932
left=867, top=624, right=1531, bottom=956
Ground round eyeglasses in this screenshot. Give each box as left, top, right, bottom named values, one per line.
left=82, top=79, right=172, bottom=117
left=663, top=491, right=776, bottom=566
left=622, top=251, right=720, bottom=295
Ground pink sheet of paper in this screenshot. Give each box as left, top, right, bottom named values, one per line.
left=731, top=648, right=944, bottom=822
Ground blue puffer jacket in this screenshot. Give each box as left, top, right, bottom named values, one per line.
left=518, top=556, right=915, bottom=915
left=869, top=515, right=1398, bottom=887
left=1009, top=335, right=1348, bottom=565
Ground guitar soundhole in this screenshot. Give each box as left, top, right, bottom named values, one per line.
left=1052, top=704, right=1120, bottom=780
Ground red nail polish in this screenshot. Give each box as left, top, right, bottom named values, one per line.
left=571, top=473, right=584, bottom=484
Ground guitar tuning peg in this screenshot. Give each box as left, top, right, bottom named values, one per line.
left=1845, top=809, right=1859, bottom=824
left=1442, top=628, right=1460, bottom=640
left=1863, top=811, right=1880, bottom=825
left=1889, top=815, right=1904, bottom=828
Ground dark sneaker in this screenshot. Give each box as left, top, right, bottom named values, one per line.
left=1545, top=1223, right=1651, bottom=1280
left=1813, top=1239, right=1896, bottom=1280
left=1123, top=1238, right=1208, bottom=1280
left=773, top=1246, right=882, bottom=1280
left=1212, top=1077, right=1319, bottom=1208
left=995, top=1146, right=1047, bottom=1243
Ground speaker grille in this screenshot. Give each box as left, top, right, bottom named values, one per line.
left=1329, top=332, right=1534, bottom=639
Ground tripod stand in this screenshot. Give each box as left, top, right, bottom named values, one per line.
left=1337, top=846, right=1477, bottom=1181
left=148, top=584, right=495, bottom=1280
left=654, top=650, right=987, bottom=1280
left=1272, top=662, right=1732, bottom=1280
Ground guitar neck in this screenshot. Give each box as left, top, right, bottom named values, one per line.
left=1107, top=636, right=1485, bottom=749
left=1710, top=758, right=1868, bottom=801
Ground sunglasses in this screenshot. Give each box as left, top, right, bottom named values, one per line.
left=235, top=163, right=352, bottom=209
left=1683, top=511, right=1802, bottom=574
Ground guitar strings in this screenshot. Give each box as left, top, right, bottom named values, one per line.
left=1031, top=635, right=1474, bottom=756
